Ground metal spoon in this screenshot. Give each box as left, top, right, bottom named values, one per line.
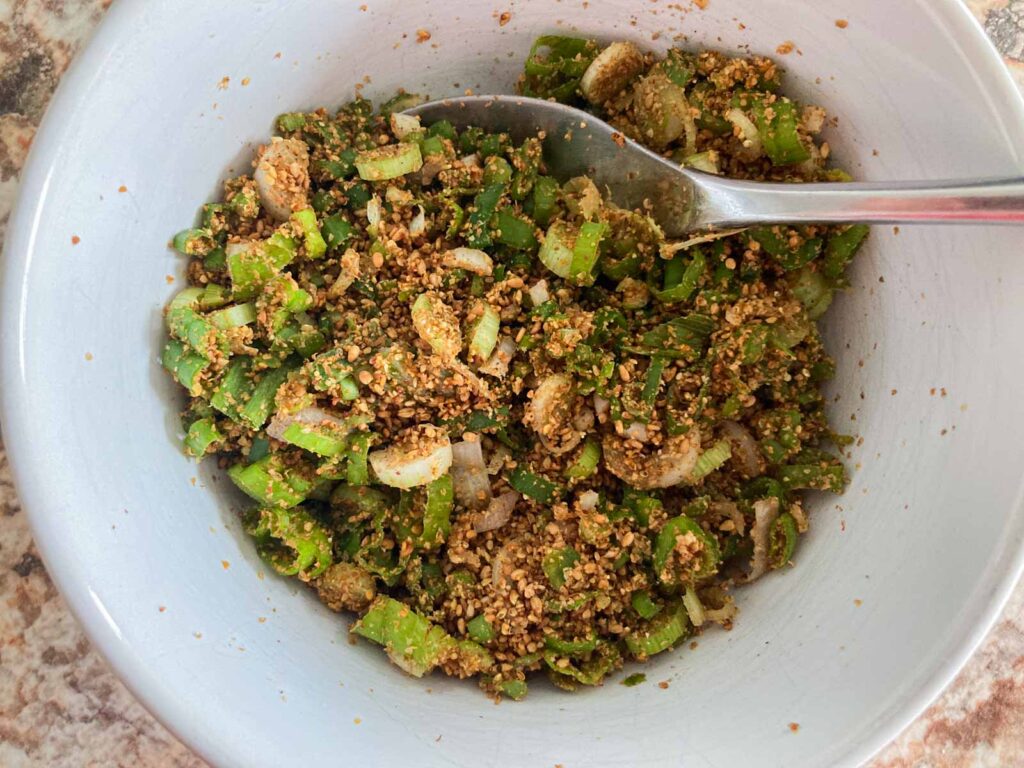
left=407, top=95, right=1024, bottom=237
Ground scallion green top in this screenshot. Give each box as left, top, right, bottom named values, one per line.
left=161, top=38, right=863, bottom=699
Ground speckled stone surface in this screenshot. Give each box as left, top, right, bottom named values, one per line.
left=1, top=1, right=1022, bottom=766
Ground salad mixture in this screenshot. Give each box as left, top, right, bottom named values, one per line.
left=162, top=37, right=865, bottom=699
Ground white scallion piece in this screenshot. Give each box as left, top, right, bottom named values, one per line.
left=443, top=247, right=493, bottom=276
left=369, top=427, right=452, bottom=489
left=254, top=137, right=310, bottom=221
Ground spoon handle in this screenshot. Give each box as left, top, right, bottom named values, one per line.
left=688, top=174, right=1024, bottom=228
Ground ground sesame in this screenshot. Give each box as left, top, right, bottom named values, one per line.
left=163, top=33, right=858, bottom=702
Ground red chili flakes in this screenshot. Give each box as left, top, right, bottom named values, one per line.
left=71, top=235, right=81, bottom=245
left=274, top=52, right=282, bottom=59
left=118, top=185, right=127, bottom=193
left=353, top=717, right=362, bottom=725
left=789, top=722, right=800, bottom=733
left=166, top=275, right=175, bottom=284
left=658, top=680, right=670, bottom=689
left=611, top=131, right=626, bottom=148
left=835, top=19, right=848, bottom=28
left=853, top=598, right=862, bottom=607
left=241, top=77, right=251, bottom=86
left=217, top=76, right=230, bottom=90
left=776, top=41, right=795, bottom=55
left=416, top=28, right=432, bottom=43
left=499, top=11, right=512, bottom=26
left=221, top=560, right=231, bottom=570
left=693, top=0, right=709, bottom=7
left=158, top=605, right=166, bottom=612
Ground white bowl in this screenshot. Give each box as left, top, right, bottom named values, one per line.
left=3, top=1, right=1024, bottom=766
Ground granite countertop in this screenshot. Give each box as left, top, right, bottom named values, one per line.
left=2, top=1, right=1024, bottom=766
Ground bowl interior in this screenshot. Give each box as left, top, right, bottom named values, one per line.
left=4, top=1, right=1024, bottom=766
